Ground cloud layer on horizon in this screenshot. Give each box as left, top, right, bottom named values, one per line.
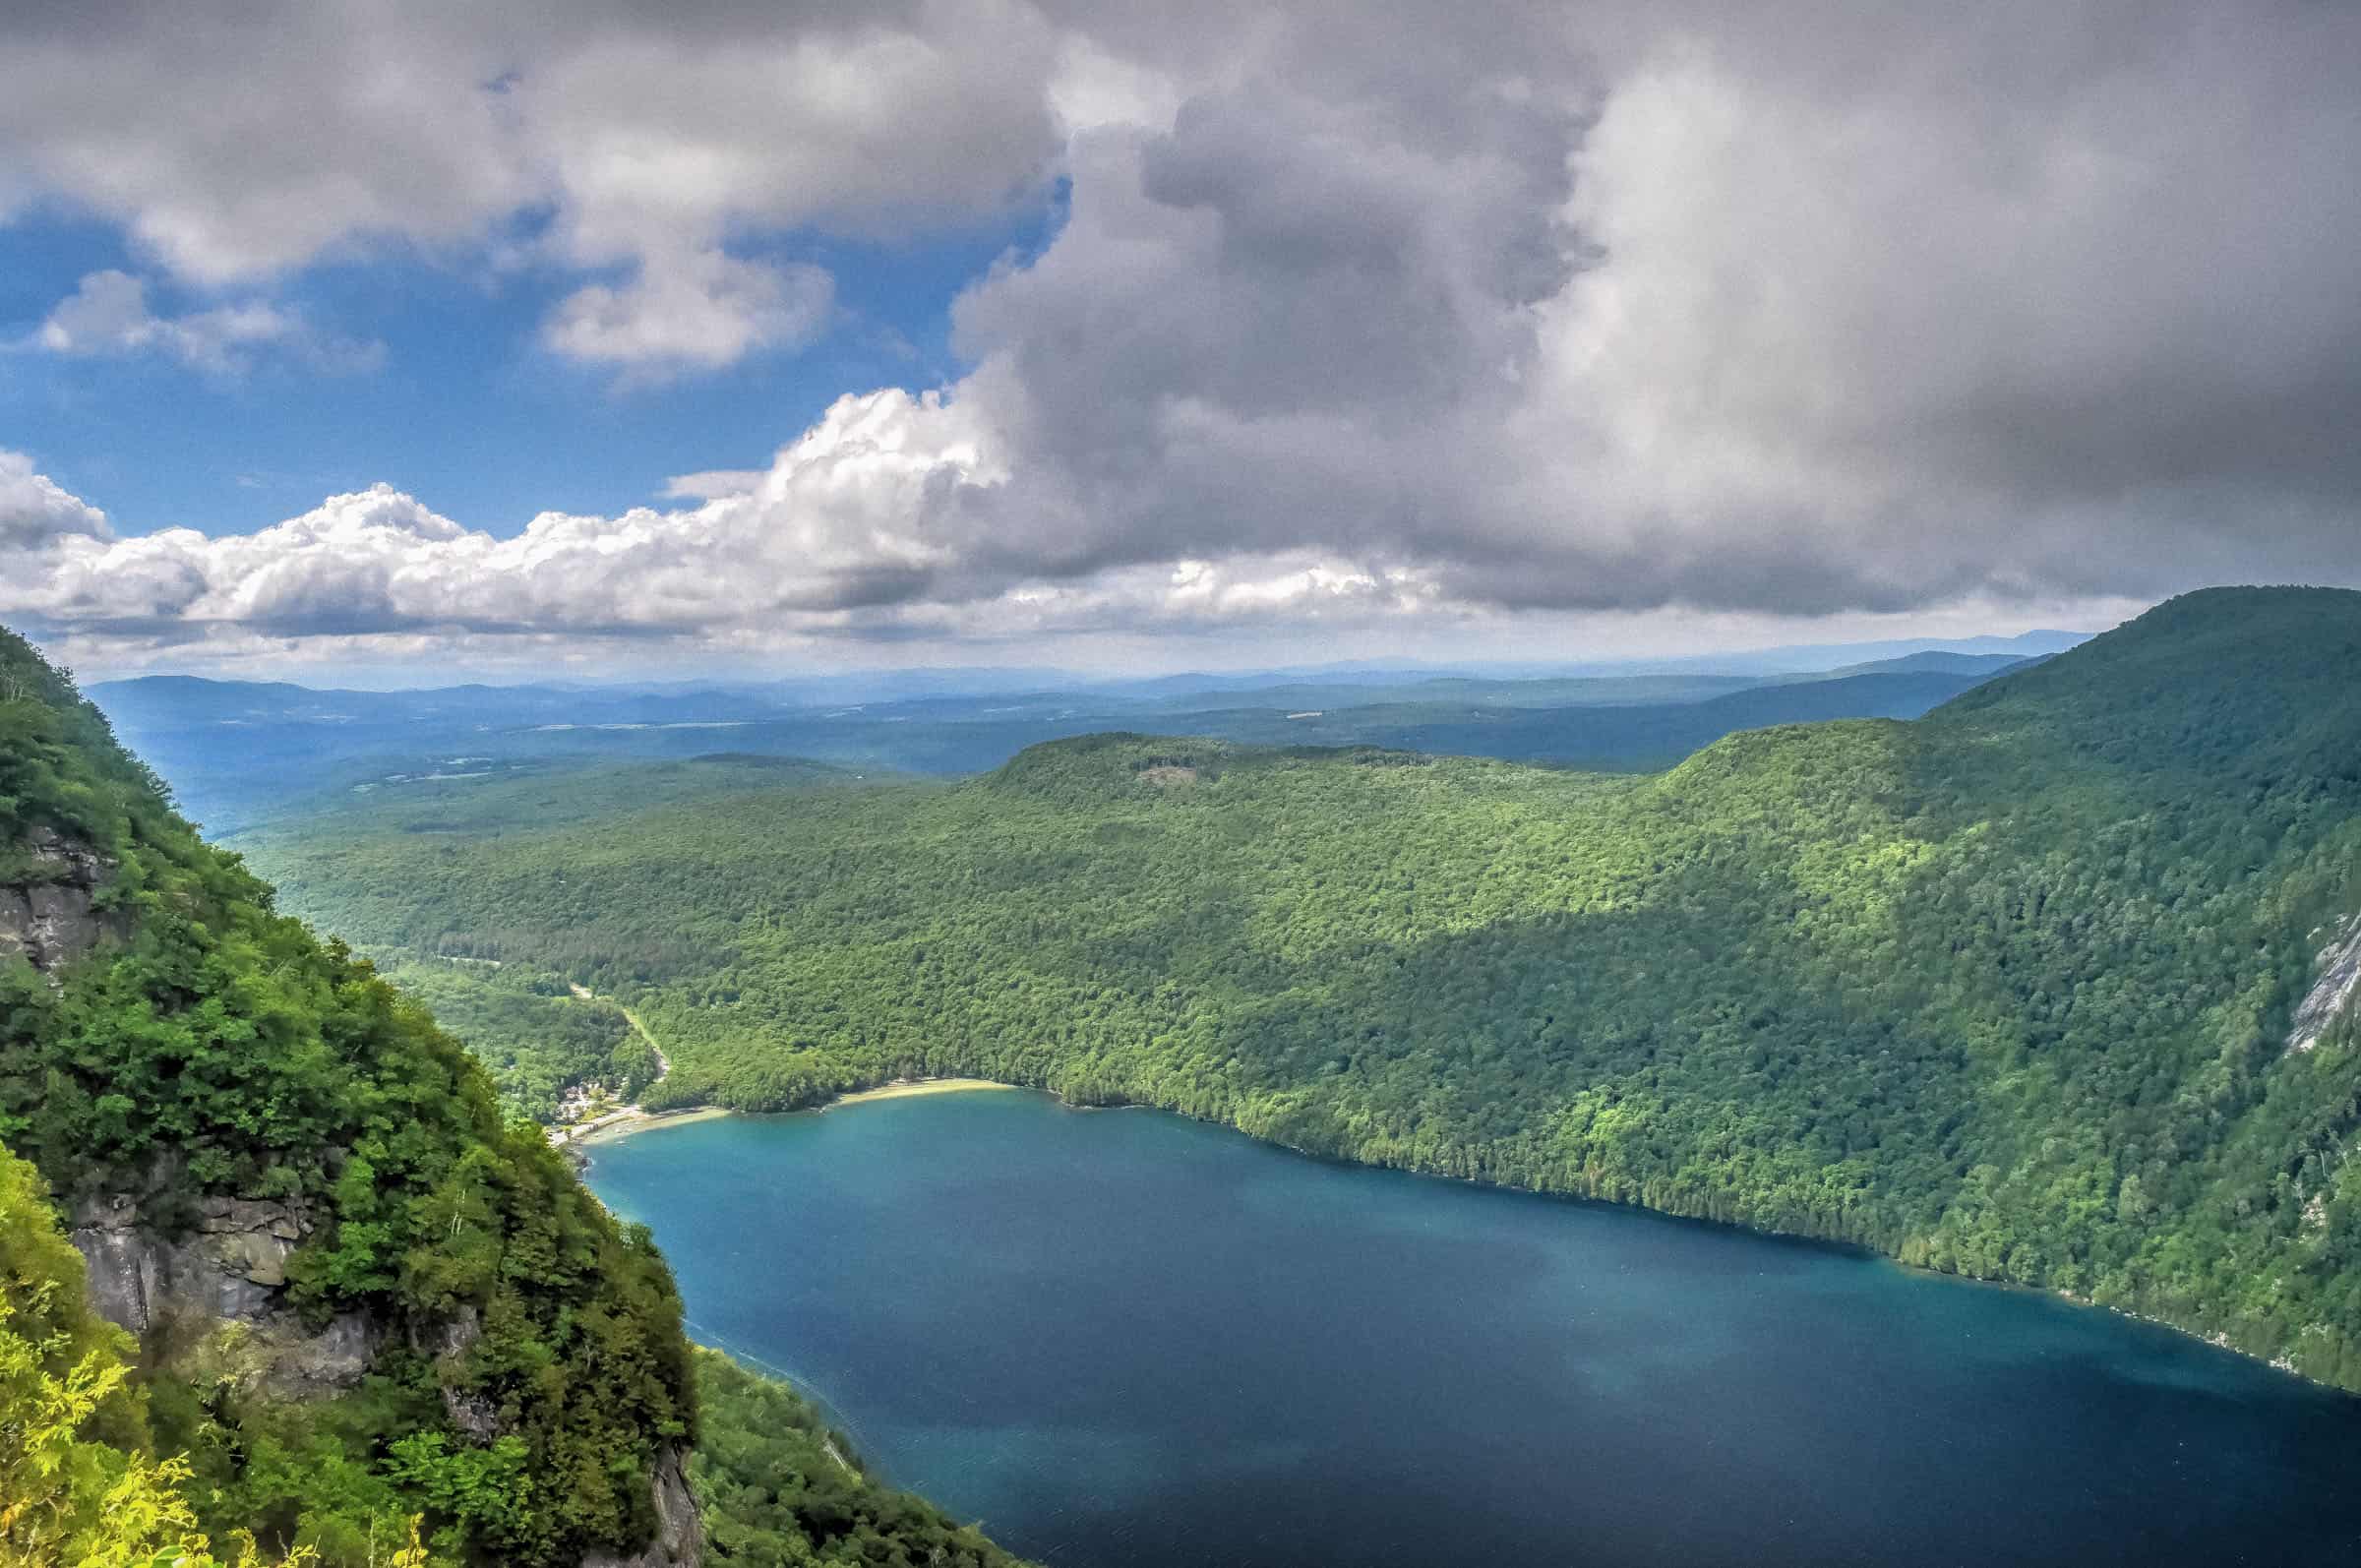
left=3, top=0, right=2359, bottom=665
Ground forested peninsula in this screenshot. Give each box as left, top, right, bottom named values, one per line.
left=247, top=588, right=2361, bottom=1391
left=0, top=628, right=1030, bottom=1566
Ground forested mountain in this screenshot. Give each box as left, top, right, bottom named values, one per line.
left=244, top=588, right=2361, bottom=1391
left=1171, top=667, right=2007, bottom=767
left=0, top=631, right=1028, bottom=1566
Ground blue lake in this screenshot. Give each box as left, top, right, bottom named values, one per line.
left=582, top=1090, right=2361, bottom=1567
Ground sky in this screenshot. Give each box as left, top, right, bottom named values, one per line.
left=1, top=0, right=2356, bottom=683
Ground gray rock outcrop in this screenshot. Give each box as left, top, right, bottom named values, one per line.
left=413, top=1301, right=504, bottom=1440
left=0, top=826, right=120, bottom=973
left=2288, top=915, right=2361, bottom=1053
left=68, top=1188, right=383, bottom=1398
left=581, top=1447, right=702, bottom=1568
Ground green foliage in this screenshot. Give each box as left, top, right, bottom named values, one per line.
left=1, top=1139, right=154, bottom=1564
left=385, top=1432, right=530, bottom=1544
left=0, top=628, right=695, bottom=1566
left=363, top=958, right=652, bottom=1123
left=151, top=1375, right=440, bottom=1567
left=0, top=1138, right=327, bottom=1568
left=691, top=1349, right=1032, bottom=1568
left=245, top=588, right=2361, bottom=1390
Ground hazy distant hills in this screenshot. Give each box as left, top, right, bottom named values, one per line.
left=91, top=631, right=2076, bottom=833
left=1151, top=669, right=2015, bottom=768
left=1089, top=629, right=2084, bottom=687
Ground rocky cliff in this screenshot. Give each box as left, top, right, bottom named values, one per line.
left=69, top=1185, right=385, bottom=1399
left=2289, top=914, right=2361, bottom=1053
left=11, top=831, right=396, bottom=1430
left=584, top=1448, right=701, bottom=1568
left=0, top=826, right=122, bottom=975
left=2, top=625, right=700, bottom=1568
left=64, top=1176, right=700, bottom=1564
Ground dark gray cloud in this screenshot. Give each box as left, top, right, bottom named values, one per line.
left=933, top=0, right=2361, bottom=618
left=3, top=0, right=2359, bottom=657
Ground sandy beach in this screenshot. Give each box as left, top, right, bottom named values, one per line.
left=568, top=1077, right=1019, bottom=1147
left=823, top=1077, right=1020, bottom=1109
left=570, top=1104, right=737, bottom=1146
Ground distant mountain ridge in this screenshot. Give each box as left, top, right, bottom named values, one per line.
left=1152, top=668, right=2004, bottom=768
left=88, top=627, right=2089, bottom=713
left=1822, top=650, right=2040, bottom=678
left=90, top=639, right=2046, bottom=834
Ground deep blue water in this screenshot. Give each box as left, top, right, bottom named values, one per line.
left=582, top=1092, right=2361, bottom=1568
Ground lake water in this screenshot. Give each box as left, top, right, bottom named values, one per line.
left=583, top=1090, right=2361, bottom=1568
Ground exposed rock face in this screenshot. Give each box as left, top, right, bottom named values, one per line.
left=68, top=1188, right=383, bottom=1398
left=2288, top=915, right=2361, bottom=1053
left=71, top=1190, right=703, bottom=1564
left=414, top=1301, right=504, bottom=1440
left=0, top=826, right=119, bottom=973
left=581, top=1447, right=702, bottom=1568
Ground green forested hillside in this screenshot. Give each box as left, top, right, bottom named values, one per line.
left=0, top=631, right=1030, bottom=1567
left=244, top=588, right=2361, bottom=1388
left=690, top=1349, right=1027, bottom=1568
left=0, top=629, right=696, bottom=1564
left=1, top=1130, right=1033, bottom=1568
left=369, top=956, right=659, bottom=1122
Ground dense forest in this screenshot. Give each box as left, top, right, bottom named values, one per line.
left=245, top=588, right=2361, bottom=1391
left=691, top=1349, right=1029, bottom=1568
left=372, top=957, right=660, bottom=1122
left=0, top=628, right=1027, bottom=1566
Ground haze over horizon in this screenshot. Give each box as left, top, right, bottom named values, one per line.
left=5, top=1, right=2357, bottom=682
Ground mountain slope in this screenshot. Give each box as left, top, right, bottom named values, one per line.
left=0, top=628, right=1044, bottom=1567
left=0, top=632, right=702, bottom=1564
left=242, top=588, right=2361, bottom=1390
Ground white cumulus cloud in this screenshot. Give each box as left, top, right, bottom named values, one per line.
left=544, top=251, right=835, bottom=375
left=6, top=0, right=2361, bottom=652
left=0, top=452, right=112, bottom=548
left=32, top=270, right=379, bottom=374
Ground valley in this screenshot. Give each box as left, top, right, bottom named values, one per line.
left=12, top=585, right=2361, bottom=1565
left=240, top=588, right=2361, bottom=1395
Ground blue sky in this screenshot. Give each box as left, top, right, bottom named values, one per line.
left=1, top=3, right=2354, bottom=681
left=0, top=198, right=1060, bottom=541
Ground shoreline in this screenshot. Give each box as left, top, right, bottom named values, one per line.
left=570, top=1104, right=735, bottom=1146
left=570, top=1076, right=1023, bottom=1147
left=548, top=987, right=698, bottom=1148
left=568, top=1073, right=2346, bottom=1397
